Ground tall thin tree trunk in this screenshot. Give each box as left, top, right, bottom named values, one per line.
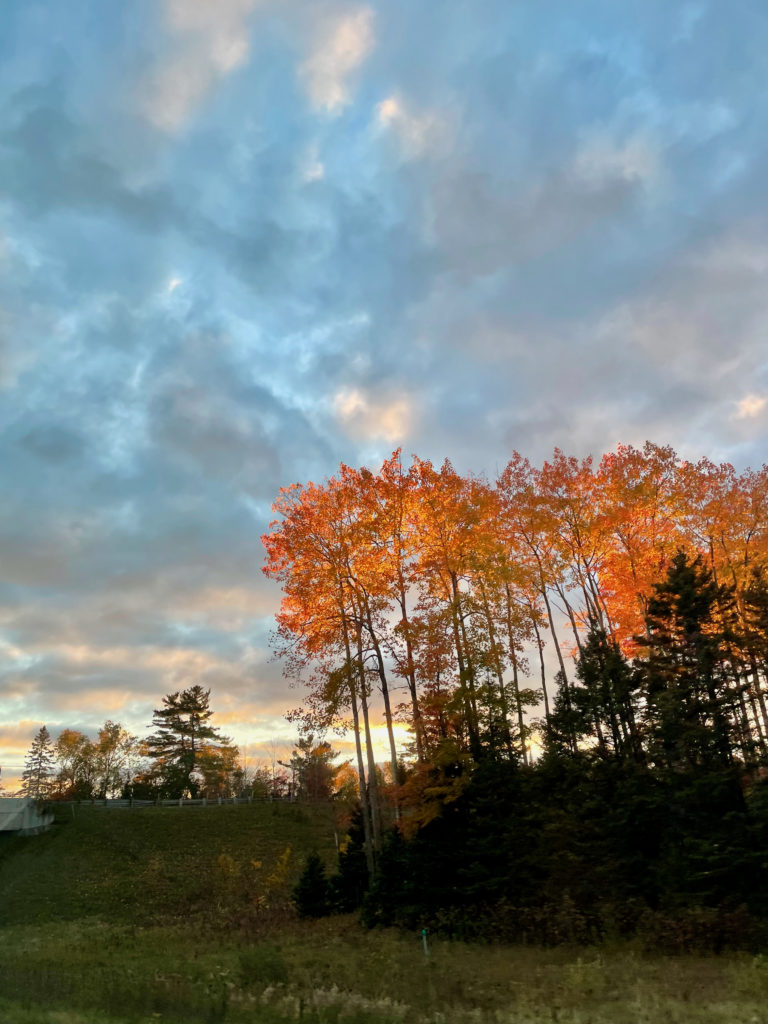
left=479, top=582, right=513, bottom=758
left=539, top=580, right=576, bottom=751
left=449, top=573, right=481, bottom=758
left=529, top=606, right=551, bottom=730
left=339, top=599, right=373, bottom=875
left=505, top=584, right=528, bottom=764
left=362, top=600, right=400, bottom=817
left=749, top=652, right=768, bottom=740
left=397, top=584, right=425, bottom=761
left=356, top=628, right=382, bottom=851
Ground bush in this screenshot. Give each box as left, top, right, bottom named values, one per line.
left=292, top=852, right=330, bottom=918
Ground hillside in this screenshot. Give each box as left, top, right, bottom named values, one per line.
left=0, top=801, right=338, bottom=927
left=2, top=801, right=766, bottom=1024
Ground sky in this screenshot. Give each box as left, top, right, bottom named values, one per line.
left=2, top=0, right=768, bottom=786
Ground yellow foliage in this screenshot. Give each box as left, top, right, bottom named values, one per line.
left=215, top=852, right=239, bottom=878
left=266, top=845, right=292, bottom=890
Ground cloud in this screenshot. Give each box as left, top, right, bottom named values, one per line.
left=142, top=0, right=263, bottom=132
left=735, top=394, right=767, bottom=420
left=376, top=93, right=451, bottom=160
left=2, top=0, right=768, bottom=775
left=300, top=8, right=375, bottom=112
left=333, top=387, right=413, bottom=442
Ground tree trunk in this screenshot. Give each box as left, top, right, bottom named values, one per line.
left=362, top=598, right=400, bottom=816
left=339, top=592, right=374, bottom=875
left=504, top=584, right=528, bottom=764
left=356, top=627, right=383, bottom=851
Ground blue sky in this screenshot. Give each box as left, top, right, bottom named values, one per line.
left=2, top=0, right=768, bottom=781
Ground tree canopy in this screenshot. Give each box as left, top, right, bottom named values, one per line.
left=143, top=685, right=238, bottom=799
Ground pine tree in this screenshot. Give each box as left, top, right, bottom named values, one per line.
left=21, top=725, right=56, bottom=799
left=145, top=686, right=235, bottom=798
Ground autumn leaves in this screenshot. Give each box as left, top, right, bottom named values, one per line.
left=262, top=444, right=768, bottom=856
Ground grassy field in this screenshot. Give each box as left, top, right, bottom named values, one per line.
left=2, top=803, right=767, bottom=1023
left=0, top=801, right=338, bottom=927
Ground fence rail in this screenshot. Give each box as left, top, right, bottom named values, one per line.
left=63, top=796, right=288, bottom=810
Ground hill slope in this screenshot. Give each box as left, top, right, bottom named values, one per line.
left=0, top=801, right=338, bottom=926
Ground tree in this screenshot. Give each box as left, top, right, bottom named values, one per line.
left=197, top=742, right=242, bottom=798
left=638, top=551, right=742, bottom=771
left=292, top=852, right=330, bottom=917
left=145, top=686, right=236, bottom=798
left=571, top=627, right=643, bottom=762
left=54, top=729, right=96, bottom=800
left=21, top=726, right=55, bottom=799
left=288, top=734, right=342, bottom=801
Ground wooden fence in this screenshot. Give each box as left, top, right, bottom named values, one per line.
left=65, top=796, right=285, bottom=810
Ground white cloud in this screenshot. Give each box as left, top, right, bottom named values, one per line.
left=300, top=8, right=375, bottom=113
left=142, top=0, right=262, bottom=132
left=735, top=394, right=767, bottom=420
left=376, top=93, right=450, bottom=160
left=333, top=387, right=412, bottom=442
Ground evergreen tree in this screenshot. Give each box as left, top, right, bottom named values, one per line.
left=21, top=725, right=56, bottom=799
left=292, top=852, right=330, bottom=917
left=639, top=551, right=741, bottom=771
left=145, top=686, right=235, bottom=798
left=572, top=627, right=643, bottom=762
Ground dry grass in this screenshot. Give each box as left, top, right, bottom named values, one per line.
left=2, top=917, right=768, bottom=1023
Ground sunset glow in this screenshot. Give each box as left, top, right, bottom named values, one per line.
left=1, top=2, right=767, bottom=796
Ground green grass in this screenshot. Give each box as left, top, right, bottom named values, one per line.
left=0, top=801, right=337, bottom=926
left=2, top=917, right=768, bottom=1023
left=2, top=803, right=767, bottom=1022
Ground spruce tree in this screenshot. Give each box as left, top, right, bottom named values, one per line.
left=573, top=627, right=643, bottom=763
left=21, top=725, right=56, bottom=799
left=639, top=550, right=740, bottom=771
left=292, top=852, right=330, bottom=917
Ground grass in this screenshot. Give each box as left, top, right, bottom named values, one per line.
left=3, top=917, right=768, bottom=1023
left=2, top=803, right=767, bottom=1022
left=0, top=801, right=338, bottom=926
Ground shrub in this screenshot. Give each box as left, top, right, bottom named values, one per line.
left=292, top=852, right=330, bottom=918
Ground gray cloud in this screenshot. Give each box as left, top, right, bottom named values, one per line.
left=1, top=0, right=768, bottom=781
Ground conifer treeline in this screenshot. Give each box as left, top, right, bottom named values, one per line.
left=262, top=443, right=768, bottom=860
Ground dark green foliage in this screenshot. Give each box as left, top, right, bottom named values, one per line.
left=329, top=804, right=369, bottom=912
left=363, top=753, right=768, bottom=949
left=639, top=550, right=742, bottom=771
left=144, top=686, right=234, bottom=799
left=360, top=548, right=768, bottom=950
left=292, top=852, right=330, bottom=918
left=571, top=629, right=644, bottom=761
left=21, top=725, right=56, bottom=799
